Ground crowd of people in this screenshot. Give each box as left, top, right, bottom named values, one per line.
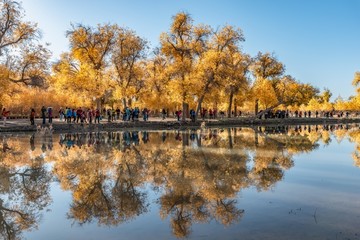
left=257, top=109, right=351, bottom=119
left=0, top=106, right=356, bottom=126
left=57, top=106, right=151, bottom=124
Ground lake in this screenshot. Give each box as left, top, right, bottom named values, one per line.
left=1, top=124, right=360, bottom=240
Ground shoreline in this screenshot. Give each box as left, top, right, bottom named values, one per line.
left=1, top=117, right=360, bottom=134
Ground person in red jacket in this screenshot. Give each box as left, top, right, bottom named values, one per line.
left=30, top=108, right=35, bottom=125
left=2, top=108, right=10, bottom=126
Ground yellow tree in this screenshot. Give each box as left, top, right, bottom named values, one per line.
left=52, top=53, right=93, bottom=107
left=352, top=71, right=360, bottom=93
left=223, top=51, right=251, bottom=117
left=0, top=0, right=48, bottom=108
left=347, top=95, right=360, bottom=110
left=160, top=12, right=211, bottom=120
left=252, top=52, right=285, bottom=80
left=0, top=0, right=38, bottom=55
left=307, top=97, right=322, bottom=112
left=65, top=23, right=117, bottom=108
left=111, top=28, right=148, bottom=108
left=253, top=76, right=318, bottom=115
left=0, top=64, right=11, bottom=104
left=143, top=49, right=173, bottom=110
left=0, top=43, right=52, bottom=114
left=318, top=88, right=332, bottom=103
left=273, top=75, right=318, bottom=108
left=252, top=77, right=278, bottom=109
left=333, top=96, right=347, bottom=111
left=194, top=25, right=249, bottom=117
left=6, top=43, right=51, bottom=87
left=251, top=52, right=284, bottom=115
left=342, top=72, right=360, bottom=111
left=251, top=53, right=318, bottom=116
left=311, top=88, right=333, bottom=112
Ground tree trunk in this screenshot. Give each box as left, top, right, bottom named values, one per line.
left=122, top=98, right=127, bottom=109
left=182, top=102, right=188, bottom=121
left=196, top=77, right=213, bottom=117
left=195, top=132, right=201, bottom=147
left=234, top=99, right=237, bottom=117
left=196, top=96, right=204, bottom=118
left=255, top=101, right=283, bottom=118
left=185, top=103, right=190, bottom=118
left=227, top=92, right=234, bottom=118
left=254, top=128, right=259, bottom=146
left=255, top=99, right=259, bottom=115
left=96, top=98, right=102, bottom=110
left=182, top=131, right=189, bottom=146
left=227, top=128, right=233, bottom=149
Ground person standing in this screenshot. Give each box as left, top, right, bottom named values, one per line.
left=72, top=109, right=77, bottom=122
left=48, top=107, right=53, bottom=123
left=88, top=108, right=93, bottom=124
left=112, top=108, right=116, bottom=121
left=64, top=107, right=68, bottom=122
left=59, top=108, right=64, bottom=121
left=66, top=107, right=72, bottom=123
left=95, top=108, right=100, bottom=124
left=30, top=108, right=35, bottom=125
left=142, top=108, right=149, bottom=121
left=2, top=108, right=10, bottom=126
left=107, top=109, right=111, bottom=122
left=189, top=109, right=196, bottom=122
left=176, top=110, right=182, bottom=121
left=41, top=106, right=46, bottom=124
left=162, top=108, right=166, bottom=120
left=76, top=107, right=82, bottom=123
left=116, top=107, right=120, bottom=120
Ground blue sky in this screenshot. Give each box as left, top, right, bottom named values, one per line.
left=22, top=0, right=360, bottom=100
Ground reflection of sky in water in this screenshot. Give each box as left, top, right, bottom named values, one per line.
left=0, top=127, right=358, bottom=240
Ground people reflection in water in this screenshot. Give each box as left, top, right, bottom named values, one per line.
left=175, top=131, right=182, bottom=141
left=142, top=131, right=149, bottom=144
left=41, top=142, right=46, bottom=152
left=30, top=125, right=353, bottom=152
left=132, top=131, right=139, bottom=145
left=123, top=131, right=131, bottom=146
left=30, top=134, right=35, bottom=151
left=65, top=134, right=75, bottom=149
left=3, top=124, right=358, bottom=239
left=190, top=130, right=196, bottom=141
left=162, top=131, right=167, bottom=142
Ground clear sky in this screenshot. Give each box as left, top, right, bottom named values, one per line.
left=22, top=0, right=360, bottom=100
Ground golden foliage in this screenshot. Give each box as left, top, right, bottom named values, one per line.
left=253, top=78, right=278, bottom=109
left=1, top=7, right=360, bottom=115
left=352, top=71, right=360, bottom=92
left=252, top=52, right=285, bottom=79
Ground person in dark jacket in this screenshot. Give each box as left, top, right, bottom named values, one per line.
left=41, top=106, right=46, bottom=124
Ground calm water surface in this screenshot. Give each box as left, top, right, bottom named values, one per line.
left=1, top=125, right=360, bottom=240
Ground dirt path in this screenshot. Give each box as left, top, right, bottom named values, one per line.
left=1, top=116, right=359, bottom=133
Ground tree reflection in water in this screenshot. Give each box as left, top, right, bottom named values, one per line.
left=0, top=135, right=52, bottom=240
left=0, top=124, right=358, bottom=239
